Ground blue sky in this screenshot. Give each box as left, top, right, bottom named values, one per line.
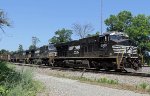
left=0, top=0, right=150, bottom=51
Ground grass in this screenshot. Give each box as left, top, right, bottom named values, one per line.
left=49, top=72, right=119, bottom=86
left=98, top=77, right=118, bottom=84
left=0, top=61, right=43, bottom=96
left=78, top=77, right=119, bottom=85
left=136, top=82, right=150, bottom=92
left=139, top=83, right=149, bottom=89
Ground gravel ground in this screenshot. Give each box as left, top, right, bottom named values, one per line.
left=141, top=67, right=150, bottom=73
left=35, top=73, right=149, bottom=96
left=14, top=64, right=150, bottom=96
left=34, top=67, right=150, bottom=86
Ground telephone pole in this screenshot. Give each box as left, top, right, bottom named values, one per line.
left=100, top=0, right=103, bottom=35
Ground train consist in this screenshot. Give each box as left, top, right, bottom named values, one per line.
left=2, top=32, right=143, bottom=72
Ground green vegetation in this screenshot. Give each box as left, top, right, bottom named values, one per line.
left=48, top=71, right=150, bottom=94
left=105, top=11, right=150, bottom=51
left=0, top=49, right=9, bottom=54
left=137, top=82, right=150, bottom=92
left=78, top=77, right=118, bottom=85
left=49, top=28, right=73, bottom=44
left=0, top=61, right=43, bottom=96
left=97, top=77, right=118, bottom=84
left=29, top=36, right=40, bottom=50
left=86, top=31, right=99, bottom=37
left=50, top=72, right=119, bottom=85
left=105, top=10, right=150, bottom=64
left=139, top=82, right=149, bottom=89
left=18, top=44, right=23, bottom=52
left=105, top=11, right=133, bottom=32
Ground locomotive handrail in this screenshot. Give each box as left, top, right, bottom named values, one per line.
left=48, top=53, right=55, bottom=67
left=120, top=51, right=125, bottom=64
left=117, top=49, right=125, bottom=69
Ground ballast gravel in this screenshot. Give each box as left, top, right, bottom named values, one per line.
left=36, top=73, right=149, bottom=96
left=35, top=67, right=150, bottom=86
left=14, top=64, right=150, bottom=96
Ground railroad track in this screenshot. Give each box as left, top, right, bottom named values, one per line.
left=50, top=67, right=150, bottom=77
left=142, top=65, right=150, bottom=67
left=14, top=63, right=150, bottom=78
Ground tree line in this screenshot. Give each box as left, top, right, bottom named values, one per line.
left=0, top=9, right=150, bottom=56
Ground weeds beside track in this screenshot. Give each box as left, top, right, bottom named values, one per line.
left=0, top=61, right=43, bottom=96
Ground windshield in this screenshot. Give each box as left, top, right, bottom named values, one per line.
left=110, top=35, right=122, bottom=40
left=48, top=44, right=56, bottom=51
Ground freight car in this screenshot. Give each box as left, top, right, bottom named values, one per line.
left=9, top=32, right=142, bottom=72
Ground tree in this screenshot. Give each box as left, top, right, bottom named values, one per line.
left=126, top=14, right=150, bottom=51
left=0, top=9, right=10, bottom=33
left=29, top=45, right=36, bottom=50
left=105, top=11, right=133, bottom=32
left=18, top=44, right=23, bottom=54
left=72, top=23, right=94, bottom=39
left=49, top=28, right=73, bottom=44
left=29, top=36, right=40, bottom=50
left=105, top=11, right=150, bottom=52
left=32, top=37, right=40, bottom=47
left=0, top=49, right=9, bottom=54
left=86, top=31, right=99, bottom=37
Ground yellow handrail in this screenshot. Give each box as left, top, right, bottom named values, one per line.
left=48, top=53, right=55, bottom=67
left=117, top=49, right=125, bottom=68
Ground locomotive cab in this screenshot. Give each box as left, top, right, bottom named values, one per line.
left=48, top=43, right=57, bottom=57
left=108, top=32, right=142, bottom=71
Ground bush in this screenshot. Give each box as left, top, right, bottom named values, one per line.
left=136, top=82, right=150, bottom=93
left=139, top=82, right=149, bottom=89
left=0, top=86, right=6, bottom=95
left=0, top=61, right=43, bottom=96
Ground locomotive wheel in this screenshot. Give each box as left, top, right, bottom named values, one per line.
left=102, top=62, right=109, bottom=71
left=95, top=67, right=100, bottom=71
left=133, top=62, right=139, bottom=70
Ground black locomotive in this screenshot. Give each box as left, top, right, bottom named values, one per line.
left=9, top=32, right=142, bottom=72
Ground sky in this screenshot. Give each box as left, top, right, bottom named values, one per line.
left=0, top=0, right=150, bottom=51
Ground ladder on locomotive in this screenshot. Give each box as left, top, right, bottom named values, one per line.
left=48, top=53, right=55, bottom=67
left=117, top=49, right=125, bottom=69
